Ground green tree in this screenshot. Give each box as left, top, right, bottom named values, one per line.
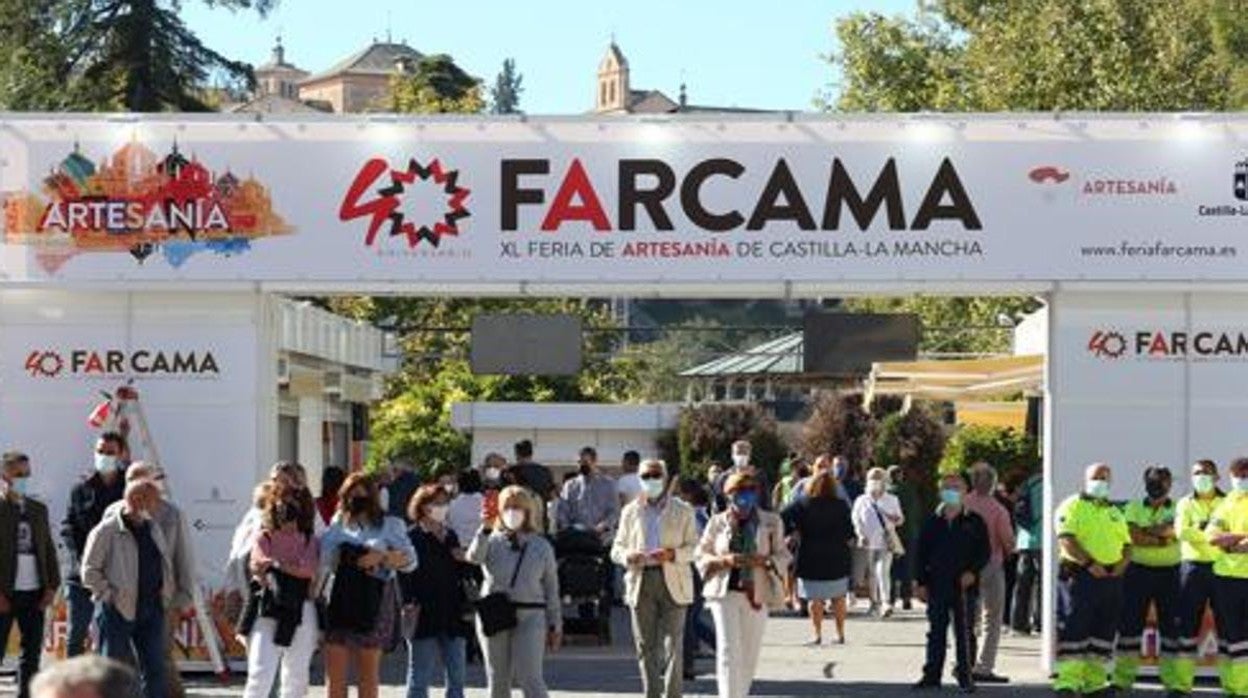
left=677, top=403, right=787, bottom=481
left=828, top=0, right=1248, bottom=352
left=490, top=58, right=523, bottom=114
left=0, top=0, right=272, bottom=111
left=390, top=54, right=484, bottom=114
left=937, top=424, right=1040, bottom=478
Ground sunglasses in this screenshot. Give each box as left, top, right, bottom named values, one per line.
left=640, top=473, right=665, bottom=481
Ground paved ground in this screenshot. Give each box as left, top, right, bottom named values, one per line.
left=179, top=602, right=1072, bottom=697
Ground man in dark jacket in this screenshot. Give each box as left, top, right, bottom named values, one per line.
left=0, top=452, right=61, bottom=698
left=914, top=472, right=990, bottom=694
left=61, top=432, right=127, bottom=656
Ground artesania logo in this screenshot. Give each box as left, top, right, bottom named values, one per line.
left=24, top=349, right=220, bottom=378
left=499, top=156, right=981, bottom=233
left=1088, top=329, right=1248, bottom=360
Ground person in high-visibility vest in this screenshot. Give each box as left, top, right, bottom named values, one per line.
left=1173, top=459, right=1224, bottom=695
left=1206, top=457, right=1248, bottom=696
left=1054, top=462, right=1131, bottom=696
left=1114, top=466, right=1181, bottom=692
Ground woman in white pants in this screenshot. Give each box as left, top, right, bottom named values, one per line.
left=697, top=472, right=791, bottom=698
left=851, top=467, right=904, bottom=618
left=242, top=481, right=321, bottom=698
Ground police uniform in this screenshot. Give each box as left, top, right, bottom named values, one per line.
left=1173, top=490, right=1224, bottom=693
left=1207, top=491, right=1248, bottom=696
left=1114, top=498, right=1181, bottom=691
left=1054, top=493, right=1131, bottom=695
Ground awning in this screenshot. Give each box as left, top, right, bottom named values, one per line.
left=865, top=355, right=1043, bottom=403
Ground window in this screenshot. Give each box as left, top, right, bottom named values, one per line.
left=608, top=81, right=615, bottom=105
left=600, top=81, right=607, bottom=107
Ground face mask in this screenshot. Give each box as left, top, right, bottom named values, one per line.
left=94, top=453, right=118, bottom=473
left=732, top=455, right=749, bottom=469
left=578, top=463, right=592, bottom=477
left=731, top=490, right=758, bottom=513
left=349, top=496, right=370, bottom=514
left=1085, top=479, right=1111, bottom=499
left=940, top=488, right=962, bottom=507
left=500, top=508, right=526, bottom=531
left=1194, top=474, right=1216, bottom=494
left=1233, top=477, right=1248, bottom=493
left=10, top=478, right=27, bottom=498
left=484, top=467, right=500, bottom=481
left=643, top=478, right=666, bottom=500
left=1145, top=480, right=1169, bottom=500
left=868, top=481, right=885, bottom=496
left=427, top=505, right=449, bottom=523
left=833, top=463, right=848, bottom=480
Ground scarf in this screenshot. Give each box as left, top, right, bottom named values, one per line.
left=729, top=508, right=761, bottom=609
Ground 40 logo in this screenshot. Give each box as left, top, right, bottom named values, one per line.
left=1087, top=330, right=1128, bottom=359
left=339, top=157, right=471, bottom=248
left=25, top=350, right=64, bottom=377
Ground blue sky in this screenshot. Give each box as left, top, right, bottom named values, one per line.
left=180, top=0, right=917, bottom=114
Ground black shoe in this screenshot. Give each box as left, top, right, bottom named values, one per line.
left=958, top=680, right=977, bottom=694
left=912, top=678, right=941, bottom=690
left=972, top=672, right=1009, bottom=684
left=903, top=600, right=913, bottom=610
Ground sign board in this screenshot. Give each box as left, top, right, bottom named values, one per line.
left=471, top=313, right=582, bottom=375
left=2, top=115, right=1248, bottom=289
left=804, top=312, right=919, bottom=375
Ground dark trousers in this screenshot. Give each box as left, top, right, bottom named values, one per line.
left=1056, top=567, right=1123, bottom=665
left=923, top=586, right=976, bottom=683
left=1001, top=552, right=1018, bottom=625
left=891, top=552, right=913, bottom=606
left=0, top=590, right=45, bottom=698
left=1117, top=564, right=1180, bottom=658
left=682, top=576, right=715, bottom=674
left=65, top=581, right=95, bottom=656
left=1178, top=561, right=1216, bottom=654
left=97, top=601, right=167, bottom=698
left=1214, top=576, right=1248, bottom=662
left=1011, top=550, right=1042, bottom=633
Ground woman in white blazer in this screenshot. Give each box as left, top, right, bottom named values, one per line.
left=696, top=471, right=792, bottom=698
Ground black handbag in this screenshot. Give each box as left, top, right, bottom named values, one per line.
left=476, top=543, right=527, bottom=637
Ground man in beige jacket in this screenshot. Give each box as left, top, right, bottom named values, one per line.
left=611, top=459, right=700, bottom=698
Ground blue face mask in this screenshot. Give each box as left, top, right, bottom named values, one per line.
left=731, top=490, right=759, bottom=513
left=940, top=488, right=962, bottom=507
left=10, top=479, right=27, bottom=497
left=832, top=463, right=848, bottom=480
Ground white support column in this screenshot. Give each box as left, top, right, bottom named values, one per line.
left=298, top=394, right=324, bottom=493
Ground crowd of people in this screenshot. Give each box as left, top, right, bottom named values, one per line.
left=20, top=428, right=1248, bottom=698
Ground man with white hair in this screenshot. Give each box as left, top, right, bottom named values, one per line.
left=31, top=655, right=140, bottom=698
left=963, top=462, right=1016, bottom=684
left=611, top=458, right=700, bottom=698
left=104, top=462, right=196, bottom=698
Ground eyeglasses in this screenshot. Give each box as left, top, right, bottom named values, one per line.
left=639, top=473, right=665, bottom=481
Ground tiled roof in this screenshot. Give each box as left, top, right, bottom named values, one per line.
left=300, top=42, right=423, bottom=84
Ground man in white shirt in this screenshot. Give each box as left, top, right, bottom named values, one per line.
left=0, top=452, right=60, bottom=698
left=617, top=450, right=645, bottom=505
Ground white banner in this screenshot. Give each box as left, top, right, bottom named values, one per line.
left=2, top=115, right=1248, bottom=287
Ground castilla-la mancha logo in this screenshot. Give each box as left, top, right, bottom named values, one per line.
left=339, top=158, right=471, bottom=248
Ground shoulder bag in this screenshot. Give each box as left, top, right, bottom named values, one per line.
left=872, top=502, right=906, bottom=556
left=476, top=542, right=528, bottom=637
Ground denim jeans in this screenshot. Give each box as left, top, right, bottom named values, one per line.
left=65, top=582, right=95, bottom=656
left=406, top=634, right=467, bottom=698
left=97, top=601, right=167, bottom=698
left=0, top=590, right=46, bottom=698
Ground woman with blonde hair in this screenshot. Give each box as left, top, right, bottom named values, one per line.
left=466, top=485, right=561, bottom=698
left=320, top=472, right=417, bottom=698
left=697, top=472, right=791, bottom=698
left=851, top=466, right=905, bottom=618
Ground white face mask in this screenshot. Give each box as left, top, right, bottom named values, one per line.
left=94, top=453, right=119, bottom=473
left=732, top=455, right=749, bottom=469
left=427, top=505, right=449, bottom=523
left=868, top=480, right=885, bottom=496
left=500, top=508, right=526, bottom=531
left=643, top=478, right=666, bottom=500
left=484, top=467, right=501, bottom=481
